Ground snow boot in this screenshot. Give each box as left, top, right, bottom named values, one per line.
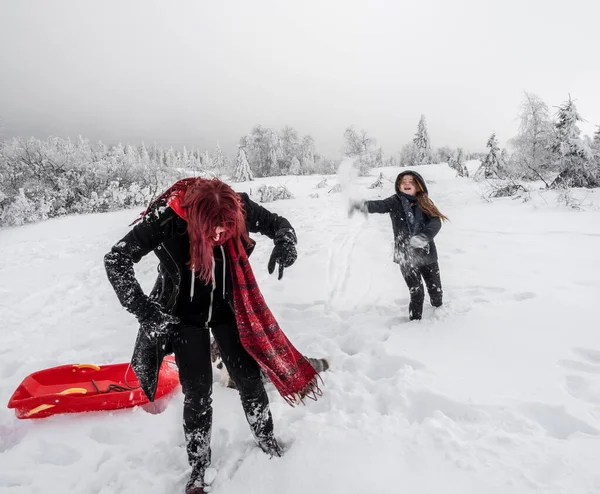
left=430, top=292, right=443, bottom=308
left=307, top=356, right=329, bottom=373
left=257, top=435, right=284, bottom=457
left=408, top=301, right=423, bottom=320
left=185, top=464, right=206, bottom=494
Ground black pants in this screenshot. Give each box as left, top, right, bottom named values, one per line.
left=171, top=322, right=274, bottom=468
left=400, top=261, right=443, bottom=320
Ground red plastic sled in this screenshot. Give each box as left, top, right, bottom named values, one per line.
left=7, top=356, right=180, bottom=419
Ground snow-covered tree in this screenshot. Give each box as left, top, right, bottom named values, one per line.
left=552, top=96, right=590, bottom=163
left=300, top=135, right=316, bottom=174
left=239, top=127, right=326, bottom=176
left=550, top=96, right=597, bottom=188
left=590, top=126, right=600, bottom=161
left=316, top=177, right=328, bottom=189
left=509, top=92, right=554, bottom=178
left=232, top=147, right=254, bottom=182
left=213, top=142, right=225, bottom=174
left=398, top=142, right=419, bottom=167
left=289, top=156, right=302, bottom=175
left=369, top=172, right=386, bottom=189
left=413, top=115, right=432, bottom=165
left=301, top=135, right=315, bottom=162
left=163, top=147, right=177, bottom=169
left=255, top=184, right=293, bottom=203
left=0, top=135, right=186, bottom=227
left=343, top=126, right=382, bottom=175
left=241, top=126, right=283, bottom=177
left=344, top=126, right=372, bottom=156
left=139, top=142, right=150, bottom=167
left=436, top=146, right=453, bottom=164
left=279, top=126, right=300, bottom=173
left=201, top=150, right=213, bottom=171
left=385, top=156, right=398, bottom=167
left=448, top=148, right=468, bottom=177
left=475, top=133, right=504, bottom=179
left=268, top=144, right=280, bottom=176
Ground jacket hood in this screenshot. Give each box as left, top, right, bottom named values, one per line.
left=395, top=170, right=428, bottom=195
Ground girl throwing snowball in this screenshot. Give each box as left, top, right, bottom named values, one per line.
left=349, top=171, right=448, bottom=320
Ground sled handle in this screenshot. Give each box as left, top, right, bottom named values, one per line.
left=26, top=404, right=55, bottom=417
left=72, top=364, right=101, bottom=371
left=59, top=388, right=88, bottom=395
left=25, top=388, right=88, bottom=417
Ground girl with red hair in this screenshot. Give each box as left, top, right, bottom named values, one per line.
left=105, top=178, right=320, bottom=494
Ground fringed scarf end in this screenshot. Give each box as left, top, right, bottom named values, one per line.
left=282, top=374, right=324, bottom=407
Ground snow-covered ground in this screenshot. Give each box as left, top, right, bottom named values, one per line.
left=1, top=163, right=600, bottom=494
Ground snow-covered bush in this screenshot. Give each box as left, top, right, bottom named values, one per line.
left=316, top=177, right=328, bottom=189
left=255, top=184, right=294, bottom=203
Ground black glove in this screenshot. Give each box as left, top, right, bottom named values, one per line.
left=348, top=199, right=367, bottom=218
left=136, top=300, right=180, bottom=339
left=268, top=228, right=298, bottom=280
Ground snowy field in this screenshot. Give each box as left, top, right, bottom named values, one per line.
left=1, top=163, right=600, bottom=494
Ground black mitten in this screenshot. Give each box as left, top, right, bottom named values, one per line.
left=348, top=199, right=367, bottom=218
left=268, top=228, right=298, bottom=280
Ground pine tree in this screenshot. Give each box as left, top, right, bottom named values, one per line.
left=233, top=147, right=254, bottom=182
left=413, top=115, right=432, bottom=165
left=550, top=96, right=597, bottom=188
left=552, top=96, right=589, bottom=165
left=475, top=133, right=503, bottom=179
left=448, top=147, right=467, bottom=177
left=457, top=147, right=468, bottom=177
left=213, top=142, right=225, bottom=173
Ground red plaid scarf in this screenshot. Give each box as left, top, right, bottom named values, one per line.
left=225, top=237, right=321, bottom=405
left=159, top=184, right=321, bottom=406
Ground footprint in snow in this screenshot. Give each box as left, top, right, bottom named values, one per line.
left=519, top=402, right=599, bottom=439
left=559, top=347, right=600, bottom=405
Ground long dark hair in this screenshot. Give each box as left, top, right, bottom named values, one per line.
left=396, top=173, right=449, bottom=221
left=416, top=192, right=449, bottom=222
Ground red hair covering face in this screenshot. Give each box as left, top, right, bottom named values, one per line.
left=178, top=179, right=248, bottom=283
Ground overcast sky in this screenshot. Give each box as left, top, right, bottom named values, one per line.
left=1, top=0, right=599, bottom=158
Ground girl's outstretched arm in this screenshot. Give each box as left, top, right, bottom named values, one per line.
left=348, top=196, right=395, bottom=216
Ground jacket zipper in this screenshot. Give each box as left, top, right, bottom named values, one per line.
left=205, top=258, right=216, bottom=328
left=220, top=245, right=226, bottom=299
left=159, top=244, right=180, bottom=311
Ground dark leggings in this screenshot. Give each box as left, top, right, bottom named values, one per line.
left=400, top=261, right=443, bottom=320
left=171, top=322, right=273, bottom=468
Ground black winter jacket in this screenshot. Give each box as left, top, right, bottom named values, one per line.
left=104, top=192, right=296, bottom=401
left=365, top=171, right=442, bottom=267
